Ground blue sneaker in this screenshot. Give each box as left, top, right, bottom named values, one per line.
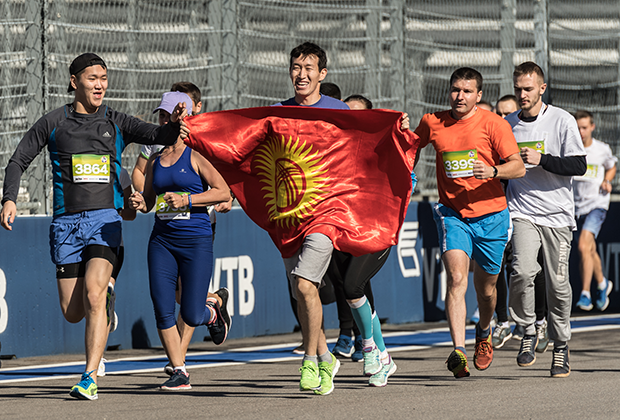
left=576, top=293, right=593, bottom=311
left=70, top=370, right=98, bottom=400
left=332, top=335, right=354, bottom=358
left=351, top=336, right=363, bottom=362
left=470, top=307, right=480, bottom=325
left=595, top=279, right=613, bottom=311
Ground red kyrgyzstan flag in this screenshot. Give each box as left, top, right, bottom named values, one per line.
left=184, top=106, right=419, bottom=258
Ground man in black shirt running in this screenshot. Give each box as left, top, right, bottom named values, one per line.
left=0, top=53, right=188, bottom=400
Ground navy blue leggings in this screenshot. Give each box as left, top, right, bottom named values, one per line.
left=148, top=233, right=213, bottom=330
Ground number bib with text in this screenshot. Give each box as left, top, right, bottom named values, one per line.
left=72, top=154, right=110, bottom=183
left=518, top=140, right=545, bottom=169
left=576, top=163, right=601, bottom=182
left=156, top=193, right=190, bottom=220
left=518, top=140, right=545, bottom=154
left=442, top=149, right=477, bottom=178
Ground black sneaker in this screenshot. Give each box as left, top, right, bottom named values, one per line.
left=214, top=288, right=232, bottom=334
left=206, top=296, right=229, bottom=345
left=160, top=369, right=191, bottom=390
left=516, top=334, right=538, bottom=367
left=445, top=349, right=470, bottom=378
left=550, top=346, right=570, bottom=378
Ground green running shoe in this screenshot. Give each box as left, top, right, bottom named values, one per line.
left=446, top=349, right=470, bottom=378
left=314, top=353, right=340, bottom=395
left=70, top=370, right=98, bottom=400
left=299, top=360, right=321, bottom=391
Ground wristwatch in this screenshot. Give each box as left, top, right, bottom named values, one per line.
left=492, top=166, right=498, bottom=178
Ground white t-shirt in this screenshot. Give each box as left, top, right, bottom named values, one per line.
left=505, top=104, right=586, bottom=229
left=140, top=144, right=164, bottom=159
left=573, top=138, right=617, bottom=216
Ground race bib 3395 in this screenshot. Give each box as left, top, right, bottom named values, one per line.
left=442, top=149, right=477, bottom=178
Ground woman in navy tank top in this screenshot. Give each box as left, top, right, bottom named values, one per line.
left=130, top=121, right=230, bottom=390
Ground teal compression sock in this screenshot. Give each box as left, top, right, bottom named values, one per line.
left=372, top=311, right=386, bottom=353
left=348, top=295, right=373, bottom=340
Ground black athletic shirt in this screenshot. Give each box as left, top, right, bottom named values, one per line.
left=2, top=103, right=180, bottom=216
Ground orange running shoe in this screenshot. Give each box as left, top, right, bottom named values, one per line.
left=446, top=349, right=470, bottom=378
left=474, top=333, right=493, bottom=371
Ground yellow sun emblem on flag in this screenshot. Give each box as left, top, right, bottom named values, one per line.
left=254, top=135, right=330, bottom=228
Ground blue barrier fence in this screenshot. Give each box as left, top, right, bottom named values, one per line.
left=0, top=202, right=618, bottom=358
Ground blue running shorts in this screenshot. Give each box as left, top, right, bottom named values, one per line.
left=432, top=203, right=511, bottom=275
left=49, top=209, right=122, bottom=265
left=577, top=208, right=606, bottom=238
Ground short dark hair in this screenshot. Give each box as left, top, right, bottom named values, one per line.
left=289, top=42, right=327, bottom=71
left=68, top=53, right=107, bottom=92
left=478, top=100, right=493, bottom=110
left=450, top=67, right=483, bottom=92
left=170, top=81, right=201, bottom=107
left=514, top=61, right=545, bottom=82
left=574, top=110, right=594, bottom=124
left=320, top=82, right=341, bottom=100
left=344, top=94, right=373, bottom=109
left=496, top=94, right=518, bottom=107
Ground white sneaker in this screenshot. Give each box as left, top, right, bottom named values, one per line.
left=164, top=361, right=174, bottom=376
left=97, top=358, right=107, bottom=377
left=107, top=285, right=118, bottom=333
left=369, top=356, right=397, bottom=387
left=362, top=346, right=382, bottom=376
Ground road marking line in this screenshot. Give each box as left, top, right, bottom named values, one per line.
left=1, top=314, right=618, bottom=384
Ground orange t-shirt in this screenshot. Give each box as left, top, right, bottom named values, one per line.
left=415, top=108, right=519, bottom=218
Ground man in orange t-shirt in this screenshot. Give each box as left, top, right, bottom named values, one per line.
left=414, top=67, right=525, bottom=379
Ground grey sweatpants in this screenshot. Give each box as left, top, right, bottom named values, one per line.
left=508, top=218, right=572, bottom=342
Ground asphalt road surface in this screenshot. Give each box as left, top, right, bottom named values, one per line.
left=1, top=314, right=619, bottom=420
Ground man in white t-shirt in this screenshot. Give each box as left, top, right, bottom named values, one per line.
left=573, top=110, right=617, bottom=312
left=505, top=61, right=587, bottom=378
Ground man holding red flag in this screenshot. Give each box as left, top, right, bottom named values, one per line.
left=273, top=43, right=346, bottom=395
left=184, top=42, right=416, bottom=394
left=414, top=67, right=525, bottom=379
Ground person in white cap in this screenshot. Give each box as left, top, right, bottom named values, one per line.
left=128, top=92, right=231, bottom=390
